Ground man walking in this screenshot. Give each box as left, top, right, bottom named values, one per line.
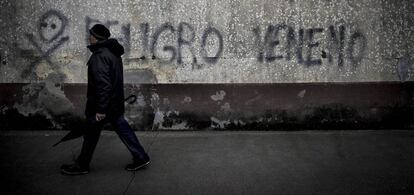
left=61, top=24, right=150, bottom=175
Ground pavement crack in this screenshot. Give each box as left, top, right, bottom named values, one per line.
left=122, top=130, right=159, bottom=195
left=123, top=172, right=136, bottom=195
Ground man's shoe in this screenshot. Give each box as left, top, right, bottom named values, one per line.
left=125, top=159, right=150, bottom=171
left=61, top=163, right=89, bottom=175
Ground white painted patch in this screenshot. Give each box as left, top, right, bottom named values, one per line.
left=245, top=95, right=262, bottom=105
left=211, top=90, right=226, bottom=101
left=136, top=93, right=147, bottom=107
left=210, top=116, right=231, bottom=129
left=297, top=89, right=306, bottom=98
left=163, top=98, right=170, bottom=105
left=151, top=109, right=188, bottom=130
left=152, top=109, right=165, bottom=128
left=0, top=105, right=7, bottom=114
left=182, top=96, right=192, bottom=103
left=239, top=120, right=246, bottom=125
left=166, top=121, right=188, bottom=130
left=150, top=92, right=160, bottom=108
left=13, top=82, right=74, bottom=117
left=221, top=102, right=232, bottom=112
left=233, top=120, right=246, bottom=126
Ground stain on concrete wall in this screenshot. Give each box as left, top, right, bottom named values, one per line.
left=126, top=83, right=414, bottom=130
left=0, top=83, right=413, bottom=130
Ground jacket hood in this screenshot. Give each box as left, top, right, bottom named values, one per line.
left=88, top=38, right=125, bottom=57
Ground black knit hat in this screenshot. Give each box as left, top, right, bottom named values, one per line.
left=89, top=24, right=111, bottom=40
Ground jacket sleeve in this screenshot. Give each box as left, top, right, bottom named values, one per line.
left=90, top=54, right=112, bottom=114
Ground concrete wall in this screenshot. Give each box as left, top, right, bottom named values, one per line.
left=0, top=0, right=413, bottom=130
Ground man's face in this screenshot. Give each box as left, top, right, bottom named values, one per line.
left=89, top=35, right=98, bottom=45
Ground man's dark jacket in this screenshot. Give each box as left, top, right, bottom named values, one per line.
left=85, top=39, right=125, bottom=117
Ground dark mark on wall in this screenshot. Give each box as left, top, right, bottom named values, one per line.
left=201, top=26, right=224, bottom=65
left=347, top=31, right=367, bottom=66
left=151, top=23, right=176, bottom=64
left=0, top=108, right=56, bottom=130
left=397, top=57, right=411, bottom=82
left=105, top=20, right=119, bottom=29
left=306, top=28, right=324, bottom=66
left=140, top=23, right=150, bottom=60
left=253, top=24, right=367, bottom=66
left=121, top=24, right=131, bottom=59
left=124, top=69, right=158, bottom=83
left=296, top=29, right=305, bottom=64
left=264, top=24, right=286, bottom=62
left=22, top=10, right=69, bottom=79
left=285, top=26, right=296, bottom=61
left=0, top=52, right=5, bottom=65
left=253, top=27, right=264, bottom=63
left=321, top=50, right=327, bottom=59
left=328, top=25, right=345, bottom=66
left=160, top=112, right=211, bottom=130
left=177, top=22, right=197, bottom=66
left=125, top=95, right=137, bottom=104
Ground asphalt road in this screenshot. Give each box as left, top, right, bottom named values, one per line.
left=1, top=130, right=413, bottom=195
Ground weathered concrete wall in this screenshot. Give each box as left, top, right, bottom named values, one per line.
left=1, top=83, right=414, bottom=130
left=0, top=0, right=413, bottom=130
left=1, top=0, right=413, bottom=83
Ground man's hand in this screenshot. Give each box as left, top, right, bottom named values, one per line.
left=96, top=113, right=106, bottom=121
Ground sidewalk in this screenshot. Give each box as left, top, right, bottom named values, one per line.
left=1, top=130, right=414, bottom=195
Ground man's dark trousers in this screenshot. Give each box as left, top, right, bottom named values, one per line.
left=76, top=114, right=149, bottom=168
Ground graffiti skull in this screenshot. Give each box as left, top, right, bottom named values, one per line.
left=38, top=10, right=67, bottom=43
